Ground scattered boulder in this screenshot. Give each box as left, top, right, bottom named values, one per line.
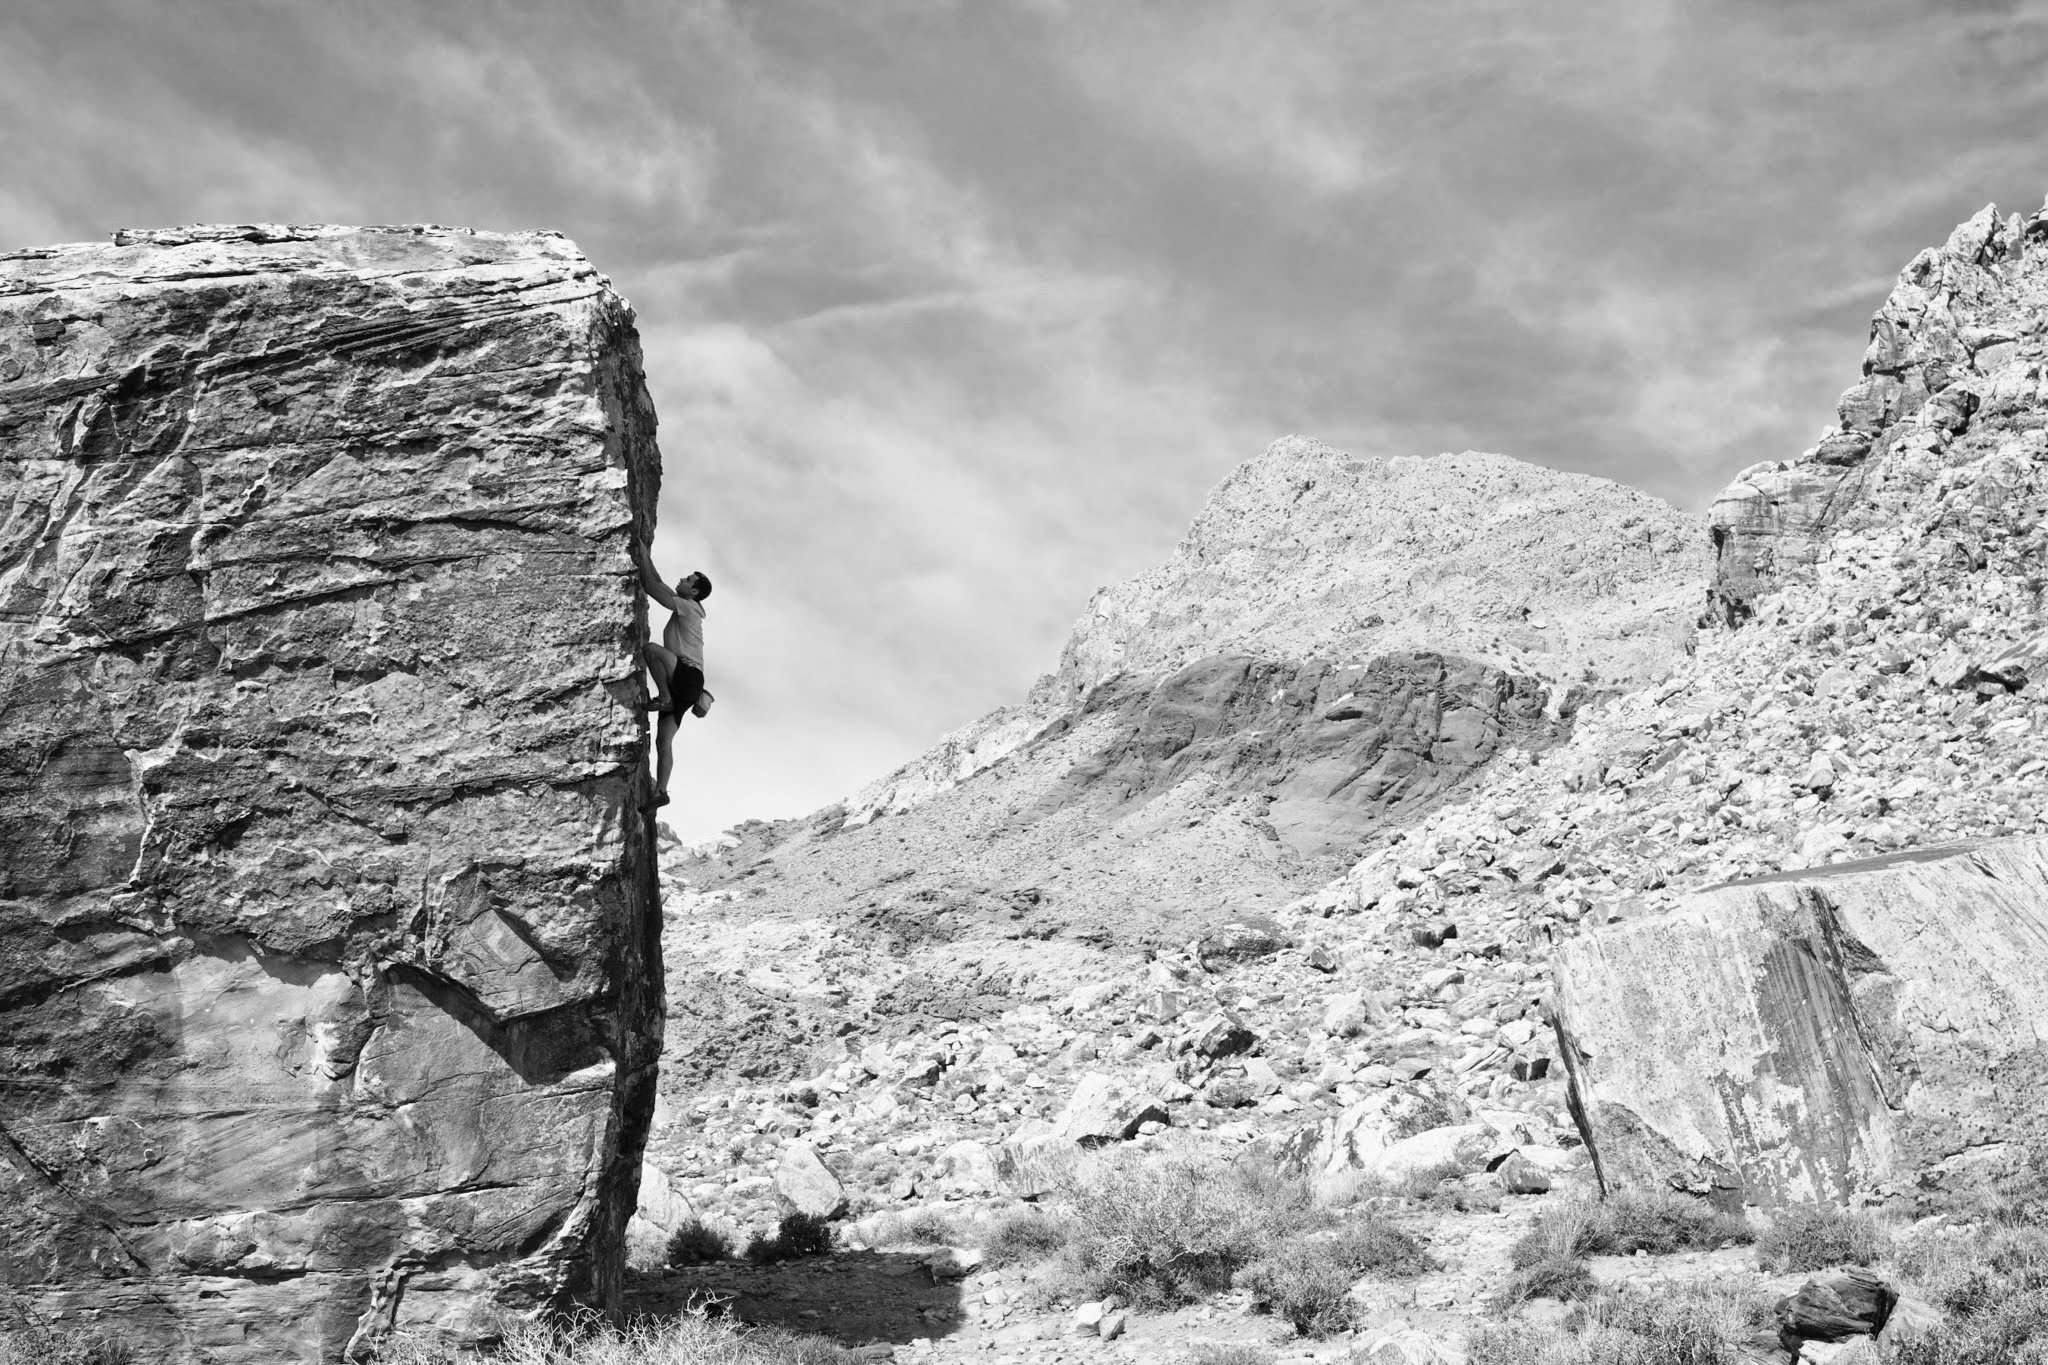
left=1052, top=1073, right=1170, bottom=1145
left=1188, top=1010, right=1258, bottom=1058
left=1196, top=916, right=1290, bottom=970
left=1494, top=1150, right=1553, bottom=1195
left=1555, top=837, right=2048, bottom=1204
left=774, top=1141, right=848, bottom=1219
left=1776, top=1267, right=1897, bottom=1353
left=935, top=1139, right=1001, bottom=1196
left=996, top=1119, right=1069, bottom=1198
left=1413, top=920, right=1459, bottom=950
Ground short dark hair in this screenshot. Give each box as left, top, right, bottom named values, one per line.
left=679, top=571, right=712, bottom=601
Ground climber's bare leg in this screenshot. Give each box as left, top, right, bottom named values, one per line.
left=643, top=642, right=678, bottom=711
left=655, top=711, right=680, bottom=804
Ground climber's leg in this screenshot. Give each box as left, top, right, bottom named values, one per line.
left=655, top=711, right=680, bottom=805
left=643, top=642, right=678, bottom=710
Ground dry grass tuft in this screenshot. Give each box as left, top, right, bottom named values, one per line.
left=375, top=1311, right=852, bottom=1365
left=1471, top=1279, right=1773, bottom=1365
left=1755, top=1201, right=1889, bottom=1272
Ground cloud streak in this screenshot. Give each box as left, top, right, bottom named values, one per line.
left=10, top=0, right=2048, bottom=838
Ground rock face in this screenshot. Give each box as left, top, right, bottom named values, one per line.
left=1553, top=838, right=2048, bottom=1207
left=0, top=226, right=664, bottom=1359
left=1709, top=200, right=2048, bottom=623
left=1054, top=441, right=1702, bottom=704
left=842, top=440, right=1704, bottom=827
left=679, top=441, right=1702, bottom=985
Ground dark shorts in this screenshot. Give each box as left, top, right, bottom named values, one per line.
left=669, top=663, right=705, bottom=717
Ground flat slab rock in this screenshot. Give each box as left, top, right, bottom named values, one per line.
left=0, top=225, right=665, bottom=1360
left=1554, top=836, right=2048, bottom=1205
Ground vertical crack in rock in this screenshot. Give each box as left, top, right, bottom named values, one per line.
left=0, top=225, right=665, bottom=1361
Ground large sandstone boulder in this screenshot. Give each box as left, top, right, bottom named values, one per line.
left=0, top=226, right=665, bottom=1360
left=1553, top=838, right=2048, bottom=1207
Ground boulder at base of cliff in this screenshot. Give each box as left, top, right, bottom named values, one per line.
left=1554, top=837, right=2048, bottom=1206
left=0, top=225, right=665, bottom=1360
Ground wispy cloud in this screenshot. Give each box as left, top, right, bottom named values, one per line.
left=10, top=0, right=2048, bottom=838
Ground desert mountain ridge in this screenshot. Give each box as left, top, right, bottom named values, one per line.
left=647, top=199, right=2048, bottom=1323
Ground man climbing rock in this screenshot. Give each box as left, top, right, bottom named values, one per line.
left=633, top=536, right=712, bottom=806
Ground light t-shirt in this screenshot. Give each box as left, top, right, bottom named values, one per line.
left=670, top=599, right=705, bottom=668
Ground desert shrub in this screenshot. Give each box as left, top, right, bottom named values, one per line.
left=1394, top=1159, right=1472, bottom=1201
left=1388, top=1091, right=1461, bottom=1141
left=980, top=1206, right=1070, bottom=1269
left=1891, top=1289, right=2048, bottom=1365
left=1234, top=1241, right=1358, bottom=1337
left=1492, top=1255, right=1598, bottom=1311
left=0, top=1301, right=133, bottom=1365
left=666, top=1218, right=732, bottom=1266
left=1893, top=1223, right=2048, bottom=1365
left=1755, top=1202, right=1888, bottom=1272
left=863, top=1206, right=958, bottom=1248
left=1512, top=1189, right=1749, bottom=1269
left=411, top=1312, right=855, bottom=1365
left=1050, top=1144, right=1322, bottom=1308
left=1234, top=1214, right=1434, bottom=1337
left=1590, top=1187, right=1751, bottom=1256
left=1471, top=1280, right=1770, bottom=1365
left=743, top=1212, right=835, bottom=1264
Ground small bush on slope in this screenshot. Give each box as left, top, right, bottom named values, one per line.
left=979, top=1206, right=1069, bottom=1269
left=1510, top=1189, right=1750, bottom=1269
left=1050, top=1145, right=1327, bottom=1308
left=667, top=1217, right=733, bottom=1266
left=376, top=1313, right=850, bottom=1365
left=1756, top=1202, right=1889, bottom=1272
left=1491, top=1256, right=1598, bottom=1311
left=1233, top=1215, right=1436, bottom=1337
left=744, top=1212, right=835, bottom=1264
left=1892, top=1222, right=2048, bottom=1365
left=0, top=1302, right=132, bottom=1365
left=1470, top=1280, right=1772, bottom=1365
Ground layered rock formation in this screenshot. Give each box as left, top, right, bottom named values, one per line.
left=1709, top=201, right=2048, bottom=623
left=0, top=226, right=663, bottom=1359
left=1553, top=839, right=2048, bottom=1207
left=661, top=441, right=1701, bottom=1110
left=843, top=441, right=1703, bottom=827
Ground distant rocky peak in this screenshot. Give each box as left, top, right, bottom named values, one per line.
left=1048, top=438, right=1704, bottom=705
left=1710, top=199, right=2048, bottom=623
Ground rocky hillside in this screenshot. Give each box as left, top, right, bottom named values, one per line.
left=640, top=204, right=2048, bottom=1325
left=645, top=441, right=1703, bottom=1241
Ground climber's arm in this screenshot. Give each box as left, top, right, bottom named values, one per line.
left=633, top=537, right=686, bottom=613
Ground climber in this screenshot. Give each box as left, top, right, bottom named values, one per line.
left=633, top=536, right=712, bottom=807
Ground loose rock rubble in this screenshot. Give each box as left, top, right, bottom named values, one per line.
left=637, top=201, right=2048, bottom=1362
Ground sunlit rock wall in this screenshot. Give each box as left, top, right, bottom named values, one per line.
left=0, top=225, right=664, bottom=1361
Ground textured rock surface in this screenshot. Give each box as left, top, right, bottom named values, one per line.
left=0, top=226, right=663, bottom=1359
left=1554, top=838, right=2048, bottom=1207
left=1052, top=440, right=1702, bottom=703
left=841, top=440, right=1703, bottom=827
left=1709, top=200, right=2048, bottom=622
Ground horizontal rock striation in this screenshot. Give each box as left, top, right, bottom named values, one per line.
left=1029, top=651, right=1561, bottom=858
left=0, top=225, right=663, bottom=1360
left=840, top=439, right=1702, bottom=828
left=1553, top=838, right=2048, bottom=1208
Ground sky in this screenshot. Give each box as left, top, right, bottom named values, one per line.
left=7, top=0, right=2048, bottom=841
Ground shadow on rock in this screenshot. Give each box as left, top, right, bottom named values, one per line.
left=625, top=1250, right=967, bottom=1345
